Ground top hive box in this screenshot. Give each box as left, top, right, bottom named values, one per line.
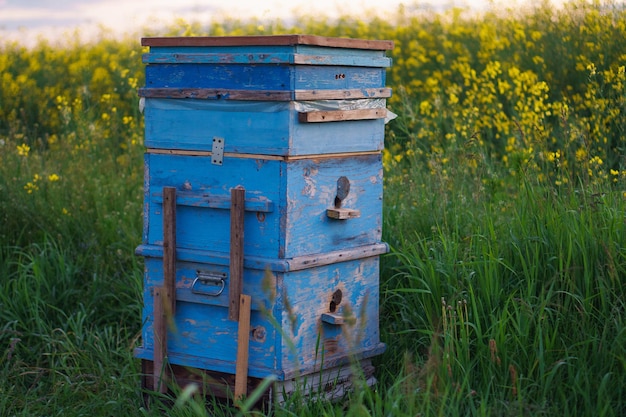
left=140, top=35, right=394, bottom=156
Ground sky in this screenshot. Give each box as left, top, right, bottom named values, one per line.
left=0, top=0, right=567, bottom=45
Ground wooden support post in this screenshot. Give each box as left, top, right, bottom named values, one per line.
left=153, top=287, right=168, bottom=393
left=163, top=186, right=177, bottom=315
left=229, top=187, right=245, bottom=321
left=235, top=294, right=252, bottom=401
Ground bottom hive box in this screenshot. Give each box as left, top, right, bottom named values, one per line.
left=141, top=357, right=377, bottom=404
left=134, top=243, right=387, bottom=397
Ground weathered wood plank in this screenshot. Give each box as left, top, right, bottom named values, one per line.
left=235, top=294, right=252, bottom=401
left=141, top=358, right=378, bottom=404
left=152, top=191, right=274, bottom=213
left=293, top=88, right=391, bottom=100
left=139, top=88, right=292, bottom=101
left=142, top=53, right=390, bottom=67
left=152, top=287, right=167, bottom=393
left=146, top=148, right=380, bottom=161
left=292, top=54, right=390, bottom=67
left=143, top=52, right=293, bottom=65
left=141, top=360, right=269, bottom=403
left=163, top=187, right=177, bottom=315
left=139, top=88, right=391, bottom=101
left=136, top=242, right=388, bottom=273
left=142, top=35, right=394, bottom=51
left=326, top=208, right=361, bottom=219
left=298, top=108, right=386, bottom=123
left=229, top=187, right=245, bottom=321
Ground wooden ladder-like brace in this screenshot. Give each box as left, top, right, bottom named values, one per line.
left=153, top=186, right=177, bottom=393
left=153, top=186, right=252, bottom=401
left=230, top=187, right=251, bottom=402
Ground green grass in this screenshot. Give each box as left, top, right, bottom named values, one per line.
left=1, top=2, right=626, bottom=415
left=380, top=176, right=626, bottom=416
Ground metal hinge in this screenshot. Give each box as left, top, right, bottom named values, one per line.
left=212, top=137, right=224, bottom=165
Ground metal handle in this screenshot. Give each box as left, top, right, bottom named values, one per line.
left=191, top=271, right=226, bottom=297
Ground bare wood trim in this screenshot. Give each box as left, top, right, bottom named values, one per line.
left=142, top=35, right=394, bottom=50
left=140, top=87, right=392, bottom=101
left=141, top=360, right=268, bottom=403
left=326, top=208, right=361, bottom=220
left=153, top=288, right=168, bottom=393
left=146, top=148, right=381, bottom=161
left=229, top=187, right=245, bottom=322
left=299, top=108, right=386, bottom=123
left=235, top=294, right=252, bottom=401
left=163, top=187, right=177, bottom=315
left=294, top=88, right=392, bottom=100
left=139, top=88, right=292, bottom=101
left=147, top=148, right=283, bottom=160
left=286, top=243, right=389, bottom=271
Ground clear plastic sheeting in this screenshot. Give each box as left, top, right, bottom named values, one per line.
left=293, top=98, right=387, bottom=112
left=140, top=97, right=398, bottom=123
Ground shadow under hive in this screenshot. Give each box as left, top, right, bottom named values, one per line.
left=134, top=34, right=394, bottom=403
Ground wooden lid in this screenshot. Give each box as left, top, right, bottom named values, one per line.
left=141, top=34, right=394, bottom=50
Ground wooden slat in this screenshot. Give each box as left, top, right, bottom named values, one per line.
left=142, top=35, right=394, bottom=51
left=141, top=360, right=268, bottom=403
left=139, top=88, right=292, bottom=101
left=292, top=54, right=391, bottom=67
left=285, top=242, right=389, bottom=271
left=326, top=208, right=361, bottom=220
left=142, top=53, right=390, bottom=67
left=298, top=108, right=386, bottom=123
left=234, top=294, right=252, bottom=401
left=152, top=191, right=274, bottom=213
left=153, top=287, right=167, bottom=393
left=229, top=187, right=245, bottom=321
left=139, top=87, right=392, bottom=101
left=136, top=241, right=389, bottom=273
left=146, top=148, right=380, bottom=161
left=294, top=88, right=392, bottom=100
left=162, top=187, right=177, bottom=315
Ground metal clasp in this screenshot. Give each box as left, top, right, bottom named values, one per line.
left=191, top=270, right=226, bottom=297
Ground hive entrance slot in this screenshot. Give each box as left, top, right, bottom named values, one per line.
left=334, top=176, right=350, bottom=208
left=329, top=289, right=343, bottom=313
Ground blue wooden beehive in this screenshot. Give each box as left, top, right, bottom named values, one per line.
left=135, top=35, right=393, bottom=401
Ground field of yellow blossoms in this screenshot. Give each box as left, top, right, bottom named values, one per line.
left=0, top=1, right=625, bottom=416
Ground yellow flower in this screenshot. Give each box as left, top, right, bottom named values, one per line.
left=17, top=143, right=30, bottom=157
left=48, top=174, right=60, bottom=182
left=589, top=156, right=603, bottom=166
left=586, top=63, right=597, bottom=76
left=24, top=176, right=40, bottom=194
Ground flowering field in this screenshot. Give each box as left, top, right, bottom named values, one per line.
left=1, top=1, right=625, bottom=416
